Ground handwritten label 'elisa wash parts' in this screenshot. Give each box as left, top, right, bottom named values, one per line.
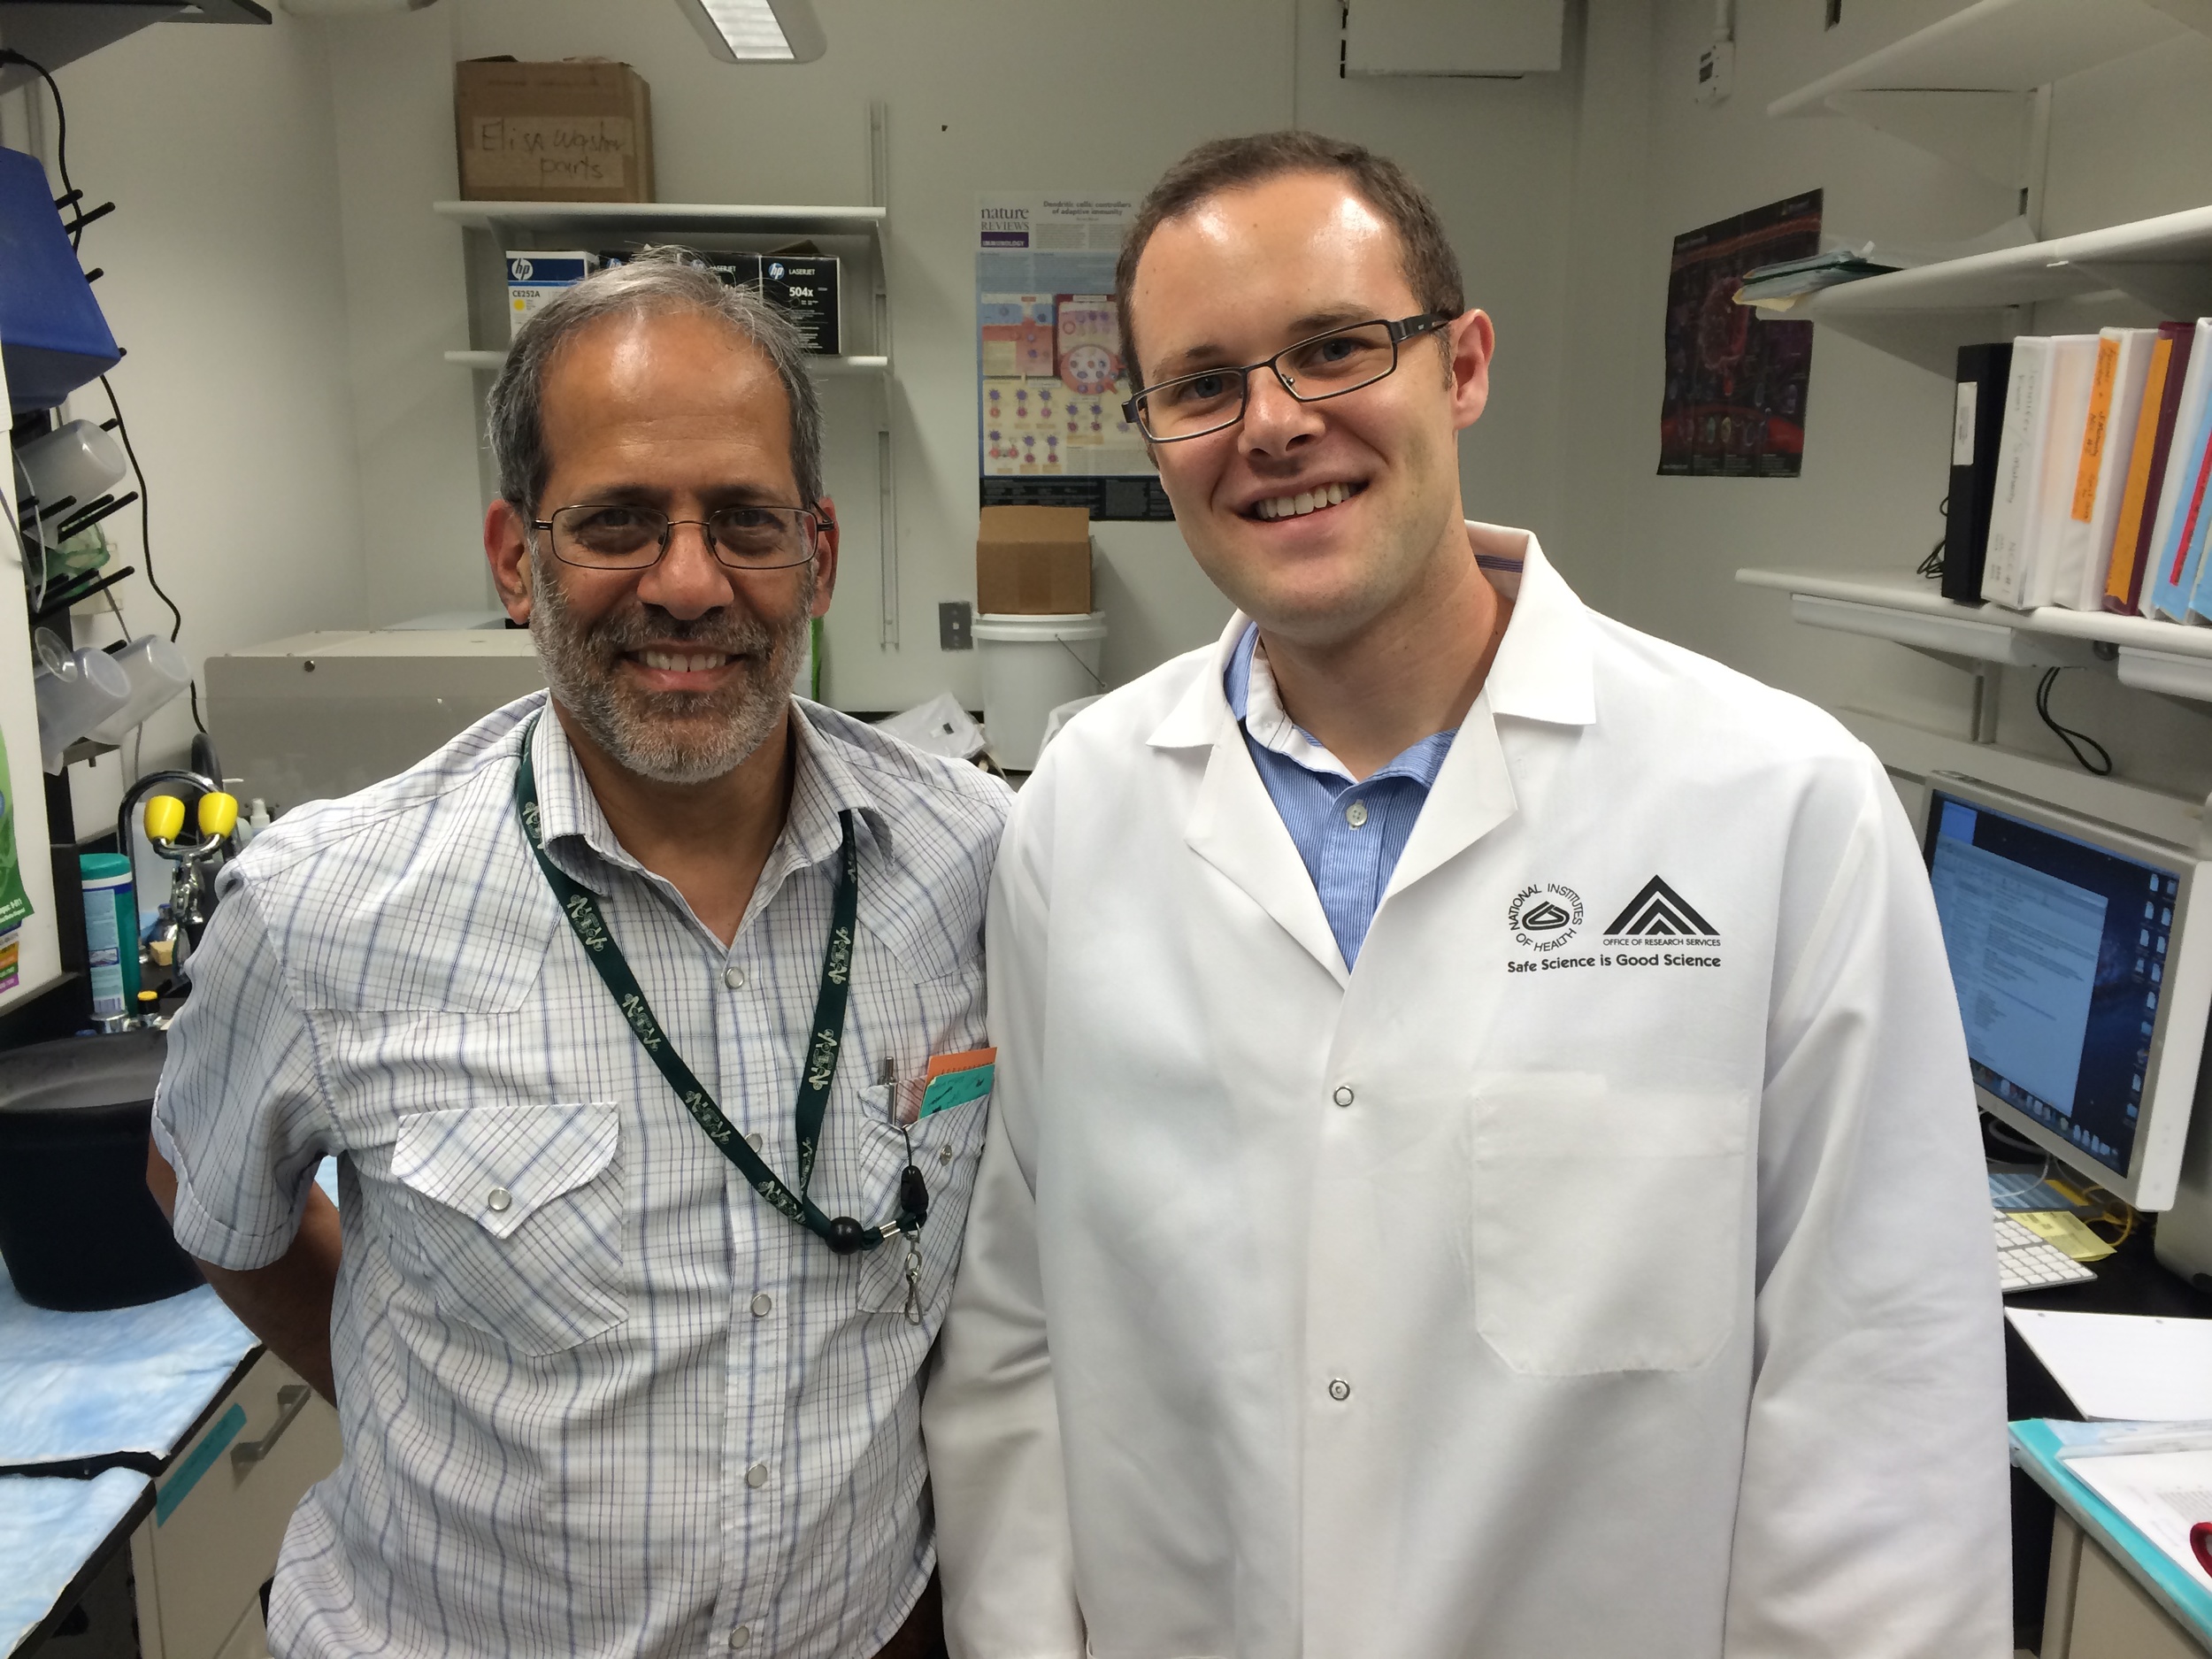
left=468, top=116, right=638, bottom=190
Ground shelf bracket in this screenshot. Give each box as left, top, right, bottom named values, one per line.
left=2146, top=0, right=2212, bottom=37
left=878, top=426, right=898, bottom=650
left=1821, top=90, right=2029, bottom=189
left=2116, top=646, right=2212, bottom=706
left=1787, top=593, right=2101, bottom=669
left=1970, top=664, right=2001, bottom=744
left=1805, top=307, right=2016, bottom=377
left=2070, top=259, right=2212, bottom=319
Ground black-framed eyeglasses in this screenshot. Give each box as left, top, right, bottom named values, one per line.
left=1123, top=311, right=1455, bottom=442
left=531, top=502, right=827, bottom=572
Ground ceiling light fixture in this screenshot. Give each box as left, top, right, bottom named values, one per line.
left=675, top=0, right=826, bottom=63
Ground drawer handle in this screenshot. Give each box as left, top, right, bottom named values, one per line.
left=229, top=1384, right=311, bottom=1471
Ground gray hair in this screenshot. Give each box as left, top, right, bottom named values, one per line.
left=486, top=247, right=826, bottom=524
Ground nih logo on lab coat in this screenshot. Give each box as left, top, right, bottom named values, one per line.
left=1506, top=883, right=1585, bottom=951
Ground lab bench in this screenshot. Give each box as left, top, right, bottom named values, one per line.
left=2014, top=1419, right=2212, bottom=1658
left=0, top=1194, right=340, bottom=1659
left=2008, top=1224, right=2212, bottom=1656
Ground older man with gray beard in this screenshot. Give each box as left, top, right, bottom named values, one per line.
left=148, top=250, right=1004, bottom=1659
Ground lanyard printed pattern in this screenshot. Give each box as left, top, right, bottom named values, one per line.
left=513, top=715, right=926, bottom=1292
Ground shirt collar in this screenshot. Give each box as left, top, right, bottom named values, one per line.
left=1465, top=523, right=1596, bottom=727
left=526, top=695, right=890, bottom=898
left=1227, top=624, right=1454, bottom=787
left=1226, top=626, right=1355, bottom=780
left=1152, top=521, right=1596, bottom=751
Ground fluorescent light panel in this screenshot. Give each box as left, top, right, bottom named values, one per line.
left=697, top=0, right=793, bottom=58
left=677, top=0, right=826, bottom=62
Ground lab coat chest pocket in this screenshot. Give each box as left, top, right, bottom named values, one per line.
left=392, top=1102, right=626, bottom=1355
left=1469, top=1074, right=1748, bottom=1377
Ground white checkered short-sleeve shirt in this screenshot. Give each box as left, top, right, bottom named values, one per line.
left=153, top=692, right=1010, bottom=1658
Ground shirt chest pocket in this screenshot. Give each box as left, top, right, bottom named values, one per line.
left=391, top=1102, right=627, bottom=1356
left=1469, top=1074, right=1750, bottom=1377
left=852, top=1083, right=991, bottom=1317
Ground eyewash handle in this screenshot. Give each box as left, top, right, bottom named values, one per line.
left=142, top=795, right=185, bottom=842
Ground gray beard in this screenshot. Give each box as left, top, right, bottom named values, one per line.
left=527, top=543, right=812, bottom=786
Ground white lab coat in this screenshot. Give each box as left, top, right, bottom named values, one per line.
left=925, top=526, right=2011, bottom=1659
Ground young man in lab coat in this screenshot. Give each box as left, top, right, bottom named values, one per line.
left=924, top=132, right=2010, bottom=1657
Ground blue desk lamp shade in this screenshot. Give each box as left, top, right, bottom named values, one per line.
left=0, top=145, right=118, bottom=411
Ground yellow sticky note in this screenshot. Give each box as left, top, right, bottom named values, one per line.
left=2016, top=1209, right=2116, bottom=1263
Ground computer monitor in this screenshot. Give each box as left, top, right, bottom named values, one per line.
left=1920, top=773, right=2212, bottom=1211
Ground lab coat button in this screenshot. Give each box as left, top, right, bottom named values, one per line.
left=723, top=964, right=747, bottom=989
left=485, top=1186, right=511, bottom=1213
left=1333, top=1086, right=1354, bottom=1108
left=750, top=1293, right=773, bottom=1317
left=746, top=1132, right=764, bottom=1151
left=745, top=1462, right=770, bottom=1488
left=729, top=1625, right=752, bottom=1650
left=1345, top=801, right=1370, bottom=828
left=1327, top=1378, right=1352, bottom=1402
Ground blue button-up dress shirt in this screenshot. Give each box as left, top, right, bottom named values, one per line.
left=1225, top=623, right=1456, bottom=967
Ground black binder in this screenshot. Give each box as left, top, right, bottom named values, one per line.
left=1943, top=342, right=2014, bottom=602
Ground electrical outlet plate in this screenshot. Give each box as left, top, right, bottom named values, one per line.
left=939, top=601, right=973, bottom=651
left=1696, top=38, right=1734, bottom=105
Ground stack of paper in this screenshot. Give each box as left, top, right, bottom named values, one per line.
left=2065, top=1439, right=2212, bottom=1597
left=2008, top=1309, right=2212, bottom=1420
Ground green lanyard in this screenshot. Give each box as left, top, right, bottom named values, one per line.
left=514, top=714, right=927, bottom=1279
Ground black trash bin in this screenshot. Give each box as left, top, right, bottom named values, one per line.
left=0, top=1028, right=202, bottom=1310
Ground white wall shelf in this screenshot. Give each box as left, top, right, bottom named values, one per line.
left=432, top=201, right=886, bottom=241
left=1768, top=204, right=2212, bottom=373
left=1737, top=565, right=2212, bottom=703
left=442, top=348, right=888, bottom=377
left=1768, top=0, right=2209, bottom=187
left=1770, top=0, right=2200, bottom=115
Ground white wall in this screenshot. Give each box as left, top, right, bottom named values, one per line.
left=12, top=0, right=2208, bottom=822
left=1558, top=0, right=2212, bottom=808
left=319, top=0, right=1585, bottom=708
left=0, top=8, right=370, bottom=839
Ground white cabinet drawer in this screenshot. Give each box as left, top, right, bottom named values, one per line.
left=130, top=1351, right=340, bottom=1659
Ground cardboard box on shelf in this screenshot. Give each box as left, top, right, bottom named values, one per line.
left=977, top=505, right=1093, bottom=615
left=456, top=58, right=655, bottom=203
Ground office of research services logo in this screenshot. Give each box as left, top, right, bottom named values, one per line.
left=1507, top=882, right=1585, bottom=951
left=1601, top=876, right=1718, bottom=944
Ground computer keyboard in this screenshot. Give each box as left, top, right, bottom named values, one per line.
left=1995, top=1211, right=2098, bottom=1292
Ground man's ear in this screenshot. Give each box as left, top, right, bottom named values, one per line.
left=808, top=496, right=842, bottom=620
left=486, top=498, right=534, bottom=624
left=1447, top=309, right=1494, bottom=434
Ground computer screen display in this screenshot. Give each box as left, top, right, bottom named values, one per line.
left=1924, top=787, right=2182, bottom=1187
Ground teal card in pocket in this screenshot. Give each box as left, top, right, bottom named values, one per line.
left=919, top=1062, right=995, bottom=1119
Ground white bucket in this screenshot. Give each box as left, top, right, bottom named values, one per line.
left=975, top=611, right=1106, bottom=771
